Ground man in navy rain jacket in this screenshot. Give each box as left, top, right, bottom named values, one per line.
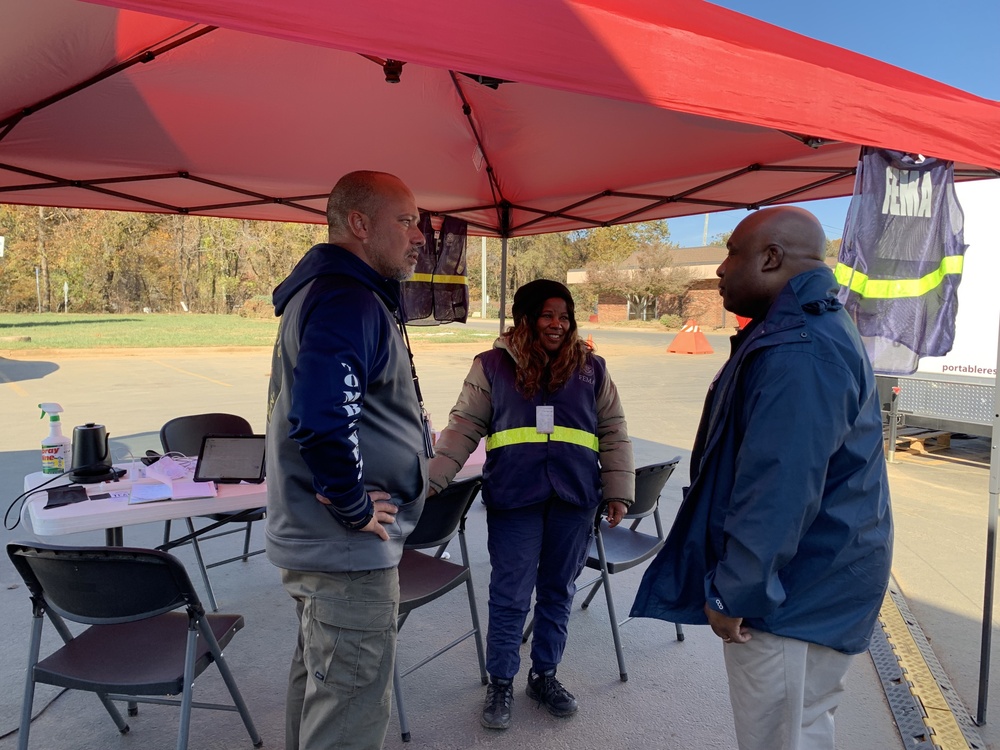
left=632, top=206, right=892, bottom=750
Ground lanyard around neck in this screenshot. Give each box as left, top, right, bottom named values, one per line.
left=394, top=312, right=435, bottom=458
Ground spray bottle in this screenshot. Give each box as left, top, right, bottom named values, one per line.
left=39, top=403, right=72, bottom=474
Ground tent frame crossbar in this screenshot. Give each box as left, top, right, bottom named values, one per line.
left=449, top=71, right=508, bottom=232
left=2, top=157, right=996, bottom=233
left=0, top=25, right=217, bottom=144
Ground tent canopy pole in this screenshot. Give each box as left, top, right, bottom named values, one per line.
left=976, top=320, right=1000, bottom=724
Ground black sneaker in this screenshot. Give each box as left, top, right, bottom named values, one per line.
left=481, top=678, right=513, bottom=730
left=525, top=669, right=578, bottom=717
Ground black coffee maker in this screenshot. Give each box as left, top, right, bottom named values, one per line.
left=69, top=423, right=116, bottom=483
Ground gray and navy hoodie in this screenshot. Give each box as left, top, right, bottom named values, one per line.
left=265, top=243, right=427, bottom=573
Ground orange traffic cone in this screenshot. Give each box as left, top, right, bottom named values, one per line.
left=667, top=319, right=713, bottom=354
left=585, top=334, right=594, bottom=350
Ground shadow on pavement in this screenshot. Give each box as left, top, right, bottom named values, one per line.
left=0, top=358, right=59, bottom=385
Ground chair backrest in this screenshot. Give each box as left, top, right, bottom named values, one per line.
left=405, top=477, right=482, bottom=550
left=626, top=457, right=681, bottom=519
left=160, top=413, right=253, bottom=456
left=7, top=542, right=200, bottom=625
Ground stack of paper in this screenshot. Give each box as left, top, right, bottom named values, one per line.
left=129, top=480, right=174, bottom=504
left=132, top=460, right=218, bottom=504
left=164, top=476, right=217, bottom=500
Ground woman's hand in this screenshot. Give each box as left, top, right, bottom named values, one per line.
left=605, top=500, right=628, bottom=528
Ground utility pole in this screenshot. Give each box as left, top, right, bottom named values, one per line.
left=702, top=214, right=709, bottom=245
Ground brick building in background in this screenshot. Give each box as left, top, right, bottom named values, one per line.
left=567, top=246, right=837, bottom=328
left=567, top=246, right=730, bottom=327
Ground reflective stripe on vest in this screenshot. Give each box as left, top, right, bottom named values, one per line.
left=834, top=255, right=964, bottom=299
left=486, top=426, right=599, bottom=452
left=409, top=273, right=468, bottom=285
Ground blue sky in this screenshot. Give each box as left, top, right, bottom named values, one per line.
left=667, top=0, right=1000, bottom=247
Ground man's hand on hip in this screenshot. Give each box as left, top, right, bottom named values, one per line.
left=315, top=490, right=398, bottom=541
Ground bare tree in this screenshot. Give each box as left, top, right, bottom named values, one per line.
left=578, top=221, right=692, bottom=320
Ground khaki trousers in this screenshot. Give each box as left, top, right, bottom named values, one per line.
left=282, top=567, right=399, bottom=750
left=724, top=628, right=854, bottom=750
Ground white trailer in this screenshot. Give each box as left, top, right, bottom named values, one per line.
left=881, top=178, right=1000, bottom=439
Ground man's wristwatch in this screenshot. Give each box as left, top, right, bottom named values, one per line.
left=342, top=511, right=374, bottom=531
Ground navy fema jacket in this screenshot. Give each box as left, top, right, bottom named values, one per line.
left=631, top=267, right=892, bottom=654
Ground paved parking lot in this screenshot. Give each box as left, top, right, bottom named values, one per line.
left=0, top=332, right=996, bottom=748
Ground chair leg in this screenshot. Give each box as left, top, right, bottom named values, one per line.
left=593, top=531, right=629, bottom=682
left=94, top=693, right=130, bottom=733
left=464, top=568, right=488, bottom=685
left=581, top=577, right=604, bottom=609
left=185, top=518, right=218, bottom=612
left=241, top=522, right=253, bottom=560
left=163, top=519, right=172, bottom=545
left=197, top=618, right=263, bottom=747
left=176, top=627, right=199, bottom=750
left=393, top=660, right=411, bottom=743
left=17, top=616, right=44, bottom=750
left=675, top=622, right=685, bottom=641
left=521, top=615, right=534, bottom=643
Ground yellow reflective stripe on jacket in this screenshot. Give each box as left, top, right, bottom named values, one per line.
left=834, top=255, right=963, bottom=299
left=486, top=426, right=599, bottom=452
left=553, top=426, right=599, bottom=451
left=408, top=273, right=468, bottom=285
left=486, top=428, right=548, bottom=450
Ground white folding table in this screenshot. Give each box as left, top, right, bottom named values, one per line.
left=22, top=467, right=267, bottom=546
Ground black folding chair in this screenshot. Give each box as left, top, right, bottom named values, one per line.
left=7, top=542, right=262, bottom=750
left=522, top=457, right=685, bottom=681
left=393, top=476, right=488, bottom=742
left=160, top=413, right=266, bottom=611
left=580, top=457, right=685, bottom=681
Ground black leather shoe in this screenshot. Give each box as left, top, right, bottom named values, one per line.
left=481, top=678, right=514, bottom=730
left=526, top=668, right=578, bottom=717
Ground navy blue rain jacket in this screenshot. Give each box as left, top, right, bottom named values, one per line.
left=631, top=267, right=892, bottom=654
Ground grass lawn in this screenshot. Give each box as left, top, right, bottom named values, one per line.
left=0, top=313, right=495, bottom=350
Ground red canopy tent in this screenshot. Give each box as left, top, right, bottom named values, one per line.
left=6, top=0, right=1000, bottom=728
left=2, top=0, right=998, bottom=238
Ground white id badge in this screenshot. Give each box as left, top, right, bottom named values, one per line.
left=536, top=405, right=555, bottom=434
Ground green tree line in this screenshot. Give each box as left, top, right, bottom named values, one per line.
left=0, top=206, right=325, bottom=314
left=0, top=205, right=690, bottom=317
left=467, top=220, right=691, bottom=319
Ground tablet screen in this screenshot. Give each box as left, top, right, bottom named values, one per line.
left=194, top=434, right=266, bottom=484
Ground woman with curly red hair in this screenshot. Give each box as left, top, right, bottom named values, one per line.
left=429, top=279, right=634, bottom=731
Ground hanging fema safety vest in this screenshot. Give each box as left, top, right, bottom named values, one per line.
left=479, top=347, right=605, bottom=511
left=835, top=147, right=967, bottom=375
left=401, top=214, right=469, bottom=324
